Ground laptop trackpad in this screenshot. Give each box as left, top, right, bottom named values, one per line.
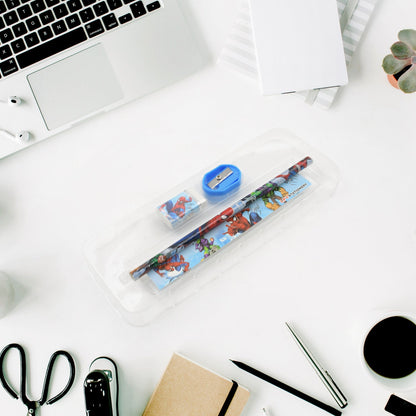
left=28, top=44, right=123, bottom=131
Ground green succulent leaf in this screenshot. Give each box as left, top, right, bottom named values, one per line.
left=398, top=65, right=416, bottom=93
left=398, top=29, right=416, bottom=50
left=382, top=54, right=410, bottom=74
left=391, top=41, right=414, bottom=59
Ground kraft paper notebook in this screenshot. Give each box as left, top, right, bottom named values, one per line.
left=142, top=353, right=250, bottom=416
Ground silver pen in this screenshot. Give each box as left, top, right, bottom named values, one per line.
left=285, top=322, right=348, bottom=409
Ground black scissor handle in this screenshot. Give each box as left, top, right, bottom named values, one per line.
left=0, top=343, right=76, bottom=408
left=0, top=343, right=29, bottom=404
left=39, top=350, right=76, bottom=406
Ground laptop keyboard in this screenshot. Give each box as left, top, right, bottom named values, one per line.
left=0, top=0, right=160, bottom=79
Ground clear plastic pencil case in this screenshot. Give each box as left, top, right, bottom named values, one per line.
left=85, top=129, right=339, bottom=325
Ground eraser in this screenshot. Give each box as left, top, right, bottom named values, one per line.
left=385, top=395, right=416, bottom=416
left=157, top=190, right=205, bottom=229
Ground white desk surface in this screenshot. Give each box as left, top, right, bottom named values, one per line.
left=1, top=1, right=416, bottom=415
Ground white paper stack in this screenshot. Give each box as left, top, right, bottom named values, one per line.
left=250, top=0, right=348, bottom=95
left=219, top=0, right=378, bottom=109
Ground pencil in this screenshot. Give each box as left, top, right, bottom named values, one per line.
left=130, top=156, right=313, bottom=280
left=230, top=360, right=342, bottom=416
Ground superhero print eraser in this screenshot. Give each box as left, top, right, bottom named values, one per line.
left=157, top=190, right=206, bottom=229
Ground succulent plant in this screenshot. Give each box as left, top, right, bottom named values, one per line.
left=382, top=29, right=416, bottom=93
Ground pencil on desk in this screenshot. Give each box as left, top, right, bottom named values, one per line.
left=230, top=360, right=342, bottom=416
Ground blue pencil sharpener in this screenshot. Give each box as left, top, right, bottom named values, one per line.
left=202, top=164, right=241, bottom=201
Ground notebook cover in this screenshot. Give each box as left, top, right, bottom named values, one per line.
left=142, top=353, right=250, bottom=416
left=249, top=0, right=348, bottom=94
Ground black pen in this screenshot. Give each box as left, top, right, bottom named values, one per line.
left=230, top=360, right=342, bottom=416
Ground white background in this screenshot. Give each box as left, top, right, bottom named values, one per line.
left=1, top=0, right=416, bottom=415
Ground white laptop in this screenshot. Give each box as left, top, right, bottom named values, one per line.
left=249, top=0, right=348, bottom=95
left=0, top=0, right=207, bottom=158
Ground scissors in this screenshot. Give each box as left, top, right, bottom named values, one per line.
left=0, top=343, right=76, bottom=415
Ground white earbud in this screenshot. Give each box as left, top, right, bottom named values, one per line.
left=0, top=96, right=22, bottom=107
left=0, top=129, right=31, bottom=143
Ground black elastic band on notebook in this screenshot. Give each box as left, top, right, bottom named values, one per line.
left=218, top=380, right=238, bottom=416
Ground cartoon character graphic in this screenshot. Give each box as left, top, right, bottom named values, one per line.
left=223, top=207, right=263, bottom=237
left=249, top=211, right=262, bottom=225
left=223, top=211, right=252, bottom=237
left=262, top=186, right=288, bottom=211
left=160, top=195, right=193, bottom=219
left=195, top=237, right=220, bottom=258
left=154, top=254, right=189, bottom=279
